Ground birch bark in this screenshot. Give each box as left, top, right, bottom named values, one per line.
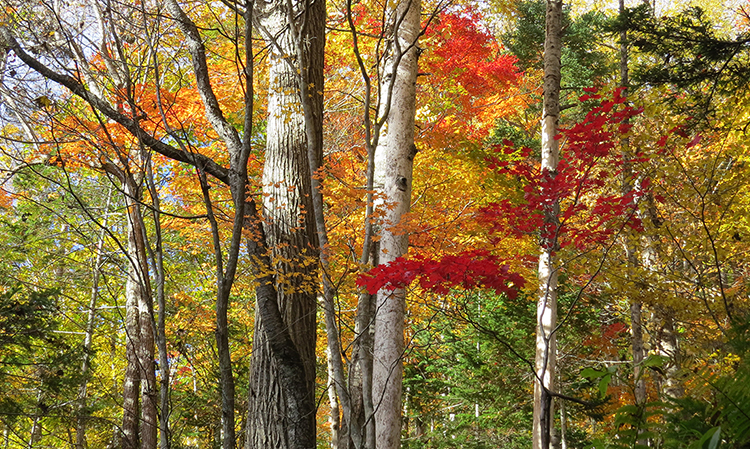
left=617, top=0, right=647, bottom=411
left=371, top=0, right=421, bottom=448
left=533, top=1, right=562, bottom=448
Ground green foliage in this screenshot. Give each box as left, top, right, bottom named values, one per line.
left=487, top=119, right=540, bottom=153
left=402, top=292, right=535, bottom=449
left=0, top=286, right=83, bottom=424
left=587, top=400, right=669, bottom=449
left=502, top=0, right=613, bottom=91
left=581, top=365, right=617, bottom=399
left=587, top=316, right=750, bottom=449
left=660, top=318, right=750, bottom=448
left=623, top=4, right=750, bottom=123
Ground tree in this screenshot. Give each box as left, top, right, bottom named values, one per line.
left=401, top=291, right=536, bottom=449
left=609, top=2, right=649, bottom=444
left=502, top=0, right=611, bottom=113
left=4, top=1, right=750, bottom=447
left=0, top=0, right=323, bottom=447
left=0, top=3, right=165, bottom=446
left=533, top=2, right=563, bottom=448
left=369, top=0, right=422, bottom=447
left=624, top=4, right=750, bottom=124
left=248, top=0, right=324, bottom=447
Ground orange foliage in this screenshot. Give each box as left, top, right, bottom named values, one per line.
left=418, top=8, right=522, bottom=148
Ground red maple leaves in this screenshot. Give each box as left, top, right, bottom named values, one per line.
left=359, top=89, right=649, bottom=297
left=424, top=12, right=520, bottom=97
left=486, top=88, right=645, bottom=250
left=358, top=250, right=526, bottom=297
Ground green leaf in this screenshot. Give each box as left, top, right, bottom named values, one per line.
left=642, top=355, right=668, bottom=368
left=696, top=427, right=721, bottom=449
left=599, top=373, right=612, bottom=398
left=581, top=367, right=607, bottom=379
left=707, top=426, right=721, bottom=449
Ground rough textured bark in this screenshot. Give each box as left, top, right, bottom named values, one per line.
left=246, top=202, right=318, bottom=449
left=1, top=7, right=316, bottom=448
left=121, top=177, right=157, bottom=449
left=533, top=2, right=562, bottom=449
left=371, top=0, right=421, bottom=448
left=290, top=2, right=357, bottom=448
left=248, top=0, right=323, bottom=448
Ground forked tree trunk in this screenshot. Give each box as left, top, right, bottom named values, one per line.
left=371, top=0, right=421, bottom=448
left=247, top=1, right=322, bottom=447
left=534, top=1, right=563, bottom=449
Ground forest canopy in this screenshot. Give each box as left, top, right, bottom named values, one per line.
left=0, top=0, right=749, bottom=448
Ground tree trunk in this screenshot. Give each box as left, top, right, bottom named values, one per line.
left=248, top=1, right=322, bottom=447
left=533, top=2, right=563, bottom=449
left=121, top=176, right=158, bottom=449
left=656, top=309, right=684, bottom=400
left=371, top=0, right=421, bottom=448
left=327, top=347, right=342, bottom=449
left=351, top=291, right=375, bottom=449
left=28, top=389, right=43, bottom=449
left=121, top=178, right=154, bottom=449
left=617, top=0, right=647, bottom=411
left=144, top=157, right=171, bottom=449
left=122, top=241, right=141, bottom=449
left=245, top=201, right=318, bottom=449
left=0, top=9, right=315, bottom=448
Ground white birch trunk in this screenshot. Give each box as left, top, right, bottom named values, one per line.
left=533, top=2, right=563, bottom=449
left=371, top=0, right=421, bottom=448
left=327, top=346, right=341, bottom=449
left=617, top=0, right=647, bottom=411
left=657, top=311, right=683, bottom=400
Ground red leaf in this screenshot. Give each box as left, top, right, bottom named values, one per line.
left=686, top=134, right=702, bottom=149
